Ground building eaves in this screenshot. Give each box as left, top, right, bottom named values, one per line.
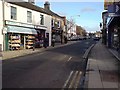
left=45, top=9, right=64, bottom=19
left=6, top=1, right=51, bottom=16
left=6, top=0, right=65, bottom=19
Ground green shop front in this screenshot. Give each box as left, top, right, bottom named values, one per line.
left=5, top=20, right=37, bottom=51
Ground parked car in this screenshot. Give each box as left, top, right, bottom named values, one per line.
left=69, top=36, right=79, bottom=41
left=93, top=37, right=100, bottom=41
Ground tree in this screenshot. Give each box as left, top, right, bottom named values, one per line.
left=67, top=18, right=75, bottom=31
left=66, top=18, right=76, bottom=38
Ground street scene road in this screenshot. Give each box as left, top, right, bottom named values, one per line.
left=2, top=39, right=96, bottom=88
left=1, top=1, right=120, bottom=89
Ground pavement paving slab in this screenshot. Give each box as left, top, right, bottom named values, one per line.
left=85, top=41, right=120, bottom=89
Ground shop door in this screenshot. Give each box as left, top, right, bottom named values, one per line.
left=21, top=34, right=25, bottom=49
left=46, top=33, right=49, bottom=46
left=5, top=34, right=9, bottom=51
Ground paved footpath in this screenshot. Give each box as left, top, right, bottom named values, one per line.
left=1, top=41, right=77, bottom=60
left=84, top=41, right=120, bottom=89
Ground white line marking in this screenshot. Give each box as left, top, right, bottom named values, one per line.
left=62, top=71, right=74, bottom=89
left=63, top=55, right=67, bottom=58
left=59, top=55, right=67, bottom=61
left=69, top=71, right=79, bottom=88
left=67, top=57, right=72, bottom=62
left=74, top=71, right=82, bottom=89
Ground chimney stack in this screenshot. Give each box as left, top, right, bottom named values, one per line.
left=44, top=1, right=50, bottom=10
left=28, top=0, right=35, bottom=4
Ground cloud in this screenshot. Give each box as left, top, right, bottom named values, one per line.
left=80, top=7, right=96, bottom=13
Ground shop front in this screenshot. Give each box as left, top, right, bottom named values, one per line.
left=107, top=17, right=120, bottom=51
left=5, top=20, right=37, bottom=51
left=52, top=28, right=63, bottom=43
left=107, top=3, right=120, bottom=49
left=34, top=25, right=47, bottom=48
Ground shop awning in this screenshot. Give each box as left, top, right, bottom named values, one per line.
left=7, top=26, right=37, bottom=34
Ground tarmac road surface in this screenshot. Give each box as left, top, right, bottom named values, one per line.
left=2, top=39, right=96, bottom=88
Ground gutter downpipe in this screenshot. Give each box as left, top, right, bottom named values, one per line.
left=2, top=0, right=6, bottom=51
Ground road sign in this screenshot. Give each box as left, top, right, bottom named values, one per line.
left=108, top=4, right=120, bottom=17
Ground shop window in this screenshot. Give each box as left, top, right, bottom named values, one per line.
left=26, top=35, right=35, bottom=49
left=27, top=11, right=32, bottom=23
left=112, top=28, right=119, bottom=50
left=40, top=14, right=44, bottom=25
left=8, top=34, right=20, bottom=50
left=11, top=6, right=17, bottom=20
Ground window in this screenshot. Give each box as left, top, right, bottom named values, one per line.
left=11, top=6, right=17, bottom=20
left=27, top=11, right=32, bottom=23
left=58, top=21, right=61, bottom=28
left=52, top=19, right=54, bottom=27
left=40, top=14, right=44, bottom=25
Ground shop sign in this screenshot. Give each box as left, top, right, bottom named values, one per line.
left=7, top=26, right=37, bottom=34
left=108, top=4, right=120, bottom=17
left=5, top=20, right=34, bottom=28
left=34, top=25, right=47, bottom=30
left=104, top=0, right=114, bottom=10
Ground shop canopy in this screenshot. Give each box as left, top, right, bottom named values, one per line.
left=7, top=26, right=37, bottom=34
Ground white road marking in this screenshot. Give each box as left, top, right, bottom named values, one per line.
left=67, top=57, right=72, bottom=62
left=62, top=71, right=74, bottom=89
left=74, top=71, right=82, bottom=89
left=63, top=55, right=67, bottom=58
left=69, top=71, right=79, bottom=88
left=59, top=55, right=67, bottom=61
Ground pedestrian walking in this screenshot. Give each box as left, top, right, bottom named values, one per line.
left=33, top=39, right=35, bottom=51
left=64, top=36, right=67, bottom=44
left=52, top=38, right=55, bottom=47
left=52, top=35, right=55, bottom=47
left=44, top=37, right=48, bottom=48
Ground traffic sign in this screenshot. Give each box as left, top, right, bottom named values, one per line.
left=108, top=4, right=120, bottom=17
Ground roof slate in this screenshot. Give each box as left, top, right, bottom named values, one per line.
left=6, top=0, right=64, bottom=18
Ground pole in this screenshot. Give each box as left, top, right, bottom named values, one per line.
left=2, top=0, right=5, bottom=51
